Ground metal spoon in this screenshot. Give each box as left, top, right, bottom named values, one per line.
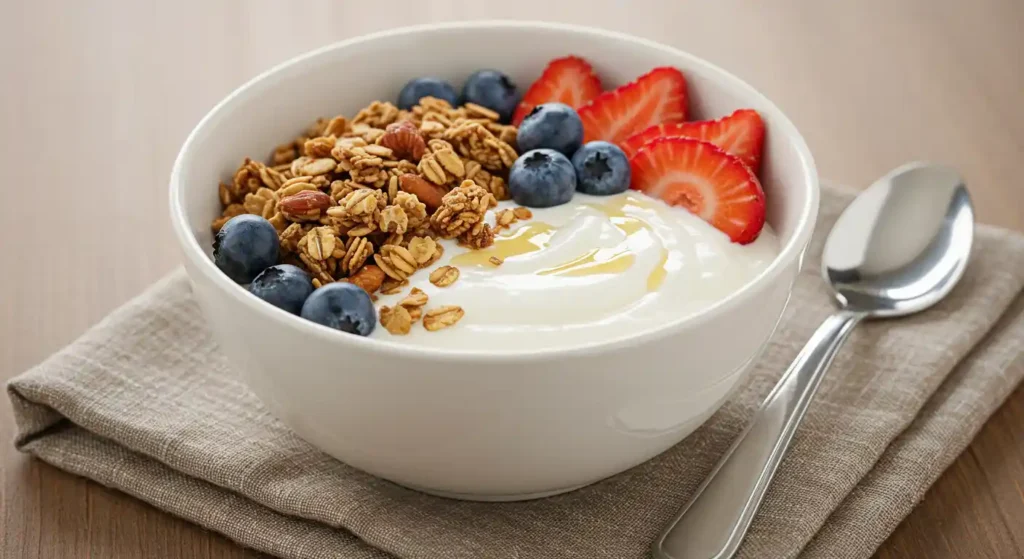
left=652, top=162, right=974, bottom=559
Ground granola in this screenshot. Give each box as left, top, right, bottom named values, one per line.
left=430, top=180, right=496, bottom=239
left=211, top=94, right=529, bottom=335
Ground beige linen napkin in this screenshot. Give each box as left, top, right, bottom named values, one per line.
left=9, top=185, right=1024, bottom=559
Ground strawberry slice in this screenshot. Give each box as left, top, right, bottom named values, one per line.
left=621, top=109, right=765, bottom=171
left=630, top=137, right=766, bottom=244
left=511, top=56, right=602, bottom=125
left=578, top=67, right=688, bottom=145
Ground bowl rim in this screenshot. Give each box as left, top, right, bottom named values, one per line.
left=169, top=20, right=820, bottom=363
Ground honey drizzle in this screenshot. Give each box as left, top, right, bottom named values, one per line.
left=450, top=194, right=674, bottom=291
left=450, top=222, right=557, bottom=267
left=537, top=249, right=636, bottom=277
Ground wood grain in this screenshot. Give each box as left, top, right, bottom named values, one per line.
left=1, top=1, right=1021, bottom=557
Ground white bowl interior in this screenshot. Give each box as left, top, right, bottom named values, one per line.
left=177, top=23, right=814, bottom=272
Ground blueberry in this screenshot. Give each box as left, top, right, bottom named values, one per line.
left=516, top=103, right=584, bottom=156
left=213, top=214, right=280, bottom=284
left=397, top=77, right=459, bottom=110
left=461, top=70, right=519, bottom=123
left=300, top=282, right=376, bottom=336
left=249, top=264, right=314, bottom=315
left=508, top=149, right=577, bottom=208
left=571, top=141, right=632, bottom=196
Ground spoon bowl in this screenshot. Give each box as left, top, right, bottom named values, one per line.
left=824, top=162, right=974, bottom=317
left=655, top=162, right=974, bottom=559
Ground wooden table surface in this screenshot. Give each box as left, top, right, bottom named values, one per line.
left=2, top=1, right=1022, bottom=557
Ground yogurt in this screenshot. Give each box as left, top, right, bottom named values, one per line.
left=370, top=192, right=779, bottom=349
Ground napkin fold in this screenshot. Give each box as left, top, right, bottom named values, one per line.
left=9, top=185, right=1024, bottom=559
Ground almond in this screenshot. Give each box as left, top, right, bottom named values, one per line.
left=398, top=173, right=447, bottom=211
left=347, top=264, right=386, bottom=294
left=379, top=121, right=427, bottom=161
left=279, top=190, right=331, bottom=213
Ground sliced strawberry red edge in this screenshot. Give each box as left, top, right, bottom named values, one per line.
left=511, top=56, right=602, bottom=125
left=630, top=136, right=766, bottom=244
left=577, top=66, right=688, bottom=145
left=620, top=109, right=765, bottom=172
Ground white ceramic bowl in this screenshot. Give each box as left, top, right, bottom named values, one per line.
left=170, top=21, right=818, bottom=500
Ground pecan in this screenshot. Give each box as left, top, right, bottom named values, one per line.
left=279, top=190, right=332, bottom=221
left=348, top=264, right=385, bottom=294
left=378, top=121, right=427, bottom=161
left=398, top=173, right=446, bottom=211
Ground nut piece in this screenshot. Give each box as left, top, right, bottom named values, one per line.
left=348, top=264, right=385, bottom=294
left=398, top=173, right=447, bottom=211
left=489, top=256, right=504, bottom=266
left=378, top=121, right=427, bottom=161
left=398, top=287, right=428, bottom=309
left=279, top=190, right=332, bottom=221
left=429, top=265, right=460, bottom=287
left=379, top=305, right=412, bottom=335
left=422, top=305, right=465, bottom=331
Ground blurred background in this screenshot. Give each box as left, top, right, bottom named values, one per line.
left=1, top=1, right=1021, bottom=557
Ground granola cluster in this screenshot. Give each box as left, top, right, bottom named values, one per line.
left=211, top=96, right=526, bottom=334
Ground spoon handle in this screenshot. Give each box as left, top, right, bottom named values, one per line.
left=653, top=310, right=865, bottom=559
